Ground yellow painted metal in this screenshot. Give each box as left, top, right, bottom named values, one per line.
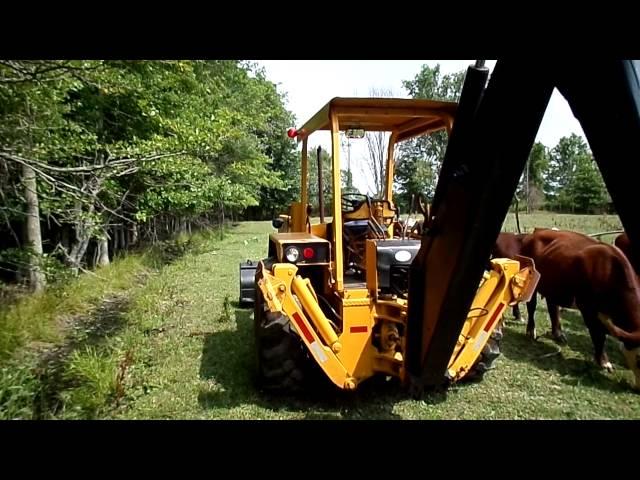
left=257, top=262, right=350, bottom=389
left=385, top=133, right=398, bottom=202
left=291, top=275, right=340, bottom=351
left=310, top=222, right=327, bottom=239
left=288, top=202, right=306, bottom=232
left=271, top=232, right=329, bottom=243
left=446, top=258, right=532, bottom=382
left=301, top=138, right=308, bottom=215
left=330, top=111, right=344, bottom=292
left=296, top=97, right=457, bottom=138
left=337, top=297, right=375, bottom=379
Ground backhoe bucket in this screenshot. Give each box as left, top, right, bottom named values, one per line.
left=513, top=255, right=540, bottom=304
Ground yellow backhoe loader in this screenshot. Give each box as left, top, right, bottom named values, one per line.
left=240, top=59, right=640, bottom=397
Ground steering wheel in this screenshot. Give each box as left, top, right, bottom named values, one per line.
left=413, top=192, right=431, bottom=219
left=342, top=193, right=369, bottom=213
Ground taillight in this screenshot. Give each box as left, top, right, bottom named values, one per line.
left=303, top=247, right=314, bottom=259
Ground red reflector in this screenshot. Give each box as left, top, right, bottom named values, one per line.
left=484, top=303, right=505, bottom=332
left=350, top=326, right=368, bottom=333
left=292, top=312, right=314, bottom=343
left=303, top=247, right=314, bottom=259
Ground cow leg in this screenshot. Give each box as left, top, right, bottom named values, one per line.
left=619, top=343, right=640, bottom=391
left=512, top=305, right=523, bottom=322
left=547, top=301, right=568, bottom=345
left=526, top=308, right=536, bottom=340
left=526, top=292, right=537, bottom=322
left=582, top=310, right=613, bottom=372
left=525, top=293, right=538, bottom=340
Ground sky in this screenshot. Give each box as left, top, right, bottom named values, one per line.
left=254, top=60, right=586, bottom=194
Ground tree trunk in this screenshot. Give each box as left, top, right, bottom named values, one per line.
left=118, top=226, right=126, bottom=251
left=152, top=217, right=158, bottom=244
left=67, top=201, right=94, bottom=274
left=219, top=202, right=225, bottom=240
left=61, top=225, right=70, bottom=252
left=68, top=235, right=90, bottom=274
left=97, top=235, right=110, bottom=267
left=129, top=223, right=138, bottom=246
left=22, top=163, right=45, bottom=292
left=109, top=226, right=116, bottom=256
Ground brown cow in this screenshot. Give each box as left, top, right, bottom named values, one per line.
left=520, top=228, right=640, bottom=389
left=615, top=232, right=640, bottom=274
left=492, top=231, right=564, bottom=343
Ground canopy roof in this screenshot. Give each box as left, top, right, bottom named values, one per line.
left=297, top=97, right=458, bottom=142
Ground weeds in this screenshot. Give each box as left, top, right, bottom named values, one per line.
left=220, top=295, right=233, bottom=323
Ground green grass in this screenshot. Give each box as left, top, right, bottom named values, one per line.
left=0, top=235, right=207, bottom=419
left=502, top=211, right=622, bottom=239
left=2, top=214, right=638, bottom=420
left=0, top=251, right=154, bottom=362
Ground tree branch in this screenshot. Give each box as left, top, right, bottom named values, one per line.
left=0, top=151, right=185, bottom=174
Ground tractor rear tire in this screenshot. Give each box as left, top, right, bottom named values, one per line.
left=463, top=324, right=503, bottom=383
left=255, top=308, right=309, bottom=393
left=253, top=260, right=309, bottom=393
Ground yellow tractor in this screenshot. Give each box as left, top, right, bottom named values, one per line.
left=240, top=60, right=563, bottom=396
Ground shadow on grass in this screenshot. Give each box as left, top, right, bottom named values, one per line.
left=197, top=306, right=452, bottom=419
left=501, top=307, right=633, bottom=393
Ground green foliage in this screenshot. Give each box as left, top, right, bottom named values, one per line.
left=341, top=169, right=358, bottom=194
left=1, top=60, right=297, bottom=290
left=306, top=145, right=333, bottom=217
left=0, top=360, right=39, bottom=419
left=563, top=154, right=609, bottom=213
left=59, top=346, right=119, bottom=419
left=394, top=64, right=465, bottom=211
left=545, top=134, right=589, bottom=203
left=0, top=248, right=72, bottom=284
left=544, top=134, right=608, bottom=213
left=527, top=142, right=550, bottom=188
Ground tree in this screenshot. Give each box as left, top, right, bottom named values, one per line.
left=307, top=146, right=333, bottom=218
left=545, top=134, right=590, bottom=210
left=341, top=169, right=358, bottom=194
left=542, top=134, right=609, bottom=213
left=0, top=60, right=297, bottom=288
left=0, top=61, right=95, bottom=288
left=394, top=64, right=465, bottom=212
left=564, top=154, right=608, bottom=213
left=517, top=141, right=550, bottom=212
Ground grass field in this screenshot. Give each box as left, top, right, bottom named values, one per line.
left=2, top=212, right=638, bottom=420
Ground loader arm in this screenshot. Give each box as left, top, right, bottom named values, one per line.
left=407, top=59, right=640, bottom=392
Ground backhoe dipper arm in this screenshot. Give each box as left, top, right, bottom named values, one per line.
left=407, top=61, right=554, bottom=391
left=407, top=59, right=640, bottom=392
